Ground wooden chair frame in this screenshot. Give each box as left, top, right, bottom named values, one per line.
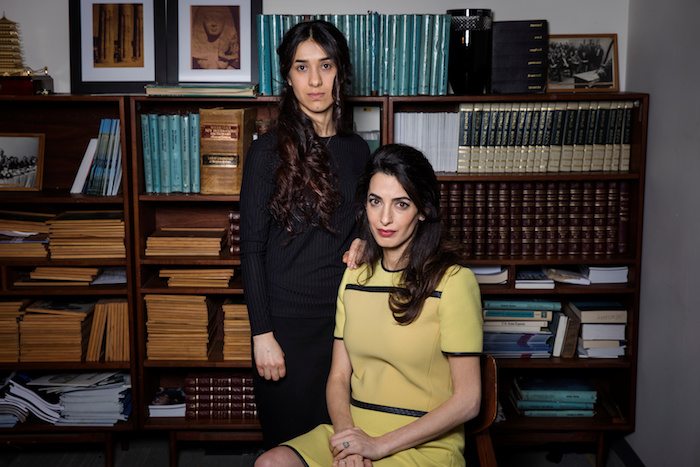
left=464, top=354, right=498, bottom=467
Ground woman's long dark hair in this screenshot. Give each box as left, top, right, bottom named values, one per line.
left=270, top=20, right=352, bottom=234
left=356, top=144, right=460, bottom=325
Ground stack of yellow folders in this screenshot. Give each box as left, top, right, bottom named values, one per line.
left=0, top=301, right=24, bottom=362
left=222, top=301, right=251, bottom=362
left=47, top=211, right=125, bottom=259
left=145, top=295, right=211, bottom=360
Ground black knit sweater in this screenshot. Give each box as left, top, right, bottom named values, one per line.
left=240, top=131, right=371, bottom=335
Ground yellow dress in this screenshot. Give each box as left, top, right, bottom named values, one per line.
left=283, top=262, right=483, bottom=466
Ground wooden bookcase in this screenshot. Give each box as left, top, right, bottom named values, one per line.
left=0, top=95, right=136, bottom=466
left=388, top=92, right=648, bottom=466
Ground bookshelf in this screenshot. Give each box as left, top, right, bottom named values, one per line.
left=0, top=95, right=136, bottom=465
left=389, top=92, right=648, bottom=466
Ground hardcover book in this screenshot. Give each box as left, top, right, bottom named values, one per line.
left=199, top=107, right=256, bottom=195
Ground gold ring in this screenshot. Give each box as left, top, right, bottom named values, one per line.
left=342, top=441, right=350, bottom=449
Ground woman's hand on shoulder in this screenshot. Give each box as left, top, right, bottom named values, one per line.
left=252, top=332, right=286, bottom=381
left=342, top=238, right=366, bottom=270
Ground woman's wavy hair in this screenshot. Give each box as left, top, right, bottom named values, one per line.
left=356, top=144, right=460, bottom=325
left=270, top=20, right=352, bottom=235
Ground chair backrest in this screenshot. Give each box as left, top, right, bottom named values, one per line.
left=464, top=354, right=499, bottom=467
left=464, top=354, right=498, bottom=435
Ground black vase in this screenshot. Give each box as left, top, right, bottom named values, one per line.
left=447, top=9, right=493, bottom=95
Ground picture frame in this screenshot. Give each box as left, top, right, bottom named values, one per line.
left=0, top=133, right=45, bottom=191
left=69, top=0, right=167, bottom=93
left=166, top=0, right=261, bottom=84
left=547, top=34, right=619, bottom=93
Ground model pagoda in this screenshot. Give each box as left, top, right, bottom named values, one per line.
left=0, top=13, right=25, bottom=76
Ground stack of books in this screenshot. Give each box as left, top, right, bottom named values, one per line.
left=159, top=268, right=235, bottom=288
left=468, top=266, right=508, bottom=285
left=145, top=228, right=224, bottom=257
left=13, top=266, right=100, bottom=287
left=581, top=265, right=629, bottom=284
left=3, top=376, right=61, bottom=424
left=144, top=295, right=212, bottom=360
left=567, top=300, right=627, bottom=358
left=0, top=301, right=24, bottom=362
left=511, top=376, right=597, bottom=417
left=222, top=302, right=251, bottom=362
left=71, top=118, right=123, bottom=196
left=139, top=112, right=200, bottom=194
left=482, top=299, right=560, bottom=358
left=19, top=299, right=96, bottom=362
left=148, top=387, right=186, bottom=418
left=184, top=373, right=256, bottom=420
left=515, top=268, right=555, bottom=289
left=0, top=210, right=53, bottom=258
left=85, top=299, right=130, bottom=362
left=28, top=372, right=131, bottom=426
left=47, top=211, right=125, bottom=259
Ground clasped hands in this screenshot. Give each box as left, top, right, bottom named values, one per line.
left=329, top=427, right=384, bottom=467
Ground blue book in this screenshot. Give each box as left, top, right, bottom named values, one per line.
left=147, top=114, right=161, bottom=193
left=367, top=12, right=379, bottom=95
left=180, top=114, right=191, bottom=193
left=515, top=399, right=594, bottom=410
left=482, top=299, right=562, bottom=311
left=140, top=114, right=153, bottom=193
left=483, top=310, right=553, bottom=320
left=409, top=14, right=422, bottom=95
left=189, top=113, right=200, bottom=193
left=269, top=15, right=283, bottom=95
left=157, top=115, right=171, bottom=194
left=514, top=377, right=597, bottom=402
left=378, top=14, right=390, bottom=95
left=256, top=14, right=272, bottom=96
left=429, top=14, right=445, bottom=95
left=418, top=14, right=434, bottom=95
left=85, top=118, right=113, bottom=195
left=387, top=15, right=399, bottom=95
left=396, top=14, right=410, bottom=96
left=104, top=119, right=121, bottom=196
left=357, top=14, right=366, bottom=95
left=436, top=14, right=451, bottom=95
left=522, top=409, right=595, bottom=417
left=168, top=114, right=182, bottom=193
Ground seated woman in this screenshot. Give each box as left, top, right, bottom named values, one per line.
left=255, top=144, right=483, bottom=467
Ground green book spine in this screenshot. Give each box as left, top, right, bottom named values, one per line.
left=388, top=15, right=399, bottom=95
left=168, top=114, right=182, bottom=193
left=482, top=299, right=562, bottom=311
left=368, top=12, right=379, bottom=95
left=379, top=14, right=389, bottom=95
left=157, top=115, right=171, bottom=194
left=269, top=15, right=283, bottom=95
left=189, top=113, right=200, bottom=193
left=256, top=14, right=271, bottom=95
left=409, top=14, right=422, bottom=95
left=147, top=114, right=161, bottom=193
left=396, top=14, right=409, bottom=96
left=140, top=114, right=153, bottom=194
left=180, top=114, right=191, bottom=193
left=418, top=14, right=434, bottom=95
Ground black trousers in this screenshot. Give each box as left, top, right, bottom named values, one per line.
left=253, top=315, right=335, bottom=448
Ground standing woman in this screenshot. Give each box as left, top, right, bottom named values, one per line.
left=240, top=20, right=370, bottom=447
left=255, top=144, right=483, bottom=467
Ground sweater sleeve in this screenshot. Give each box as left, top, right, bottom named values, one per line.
left=240, top=136, right=276, bottom=335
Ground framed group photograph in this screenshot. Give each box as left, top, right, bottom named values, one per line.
left=547, top=33, right=619, bottom=92
left=69, top=0, right=167, bottom=93
left=0, top=133, right=45, bottom=191
left=167, top=0, right=261, bottom=83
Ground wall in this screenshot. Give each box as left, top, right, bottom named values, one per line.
left=4, top=0, right=629, bottom=93
left=626, top=0, right=700, bottom=465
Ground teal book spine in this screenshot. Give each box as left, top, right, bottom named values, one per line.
left=482, top=299, right=562, bottom=311
left=168, top=114, right=182, bottom=193
left=157, top=115, right=171, bottom=194
left=409, top=14, right=422, bottom=95
left=396, top=14, right=409, bottom=96
left=357, top=14, right=366, bottom=95
left=189, top=113, right=200, bottom=193
left=104, top=119, right=121, bottom=196
left=387, top=15, right=398, bottom=95
left=87, top=118, right=113, bottom=195
left=180, top=113, right=191, bottom=193
left=429, top=15, right=444, bottom=95
left=256, top=14, right=271, bottom=95
left=140, top=114, right=153, bottom=193
left=522, top=409, right=595, bottom=417
left=147, top=114, right=161, bottom=193
left=368, top=12, right=378, bottom=95
left=515, top=399, right=594, bottom=410
left=418, top=14, right=434, bottom=95
left=378, top=14, right=389, bottom=95
left=483, top=310, right=552, bottom=319
left=269, top=15, right=282, bottom=95
left=437, top=15, right=451, bottom=95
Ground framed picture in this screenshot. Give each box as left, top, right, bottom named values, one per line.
left=0, top=133, right=45, bottom=191
left=547, top=34, right=619, bottom=92
left=69, top=0, right=167, bottom=93
left=166, top=0, right=261, bottom=83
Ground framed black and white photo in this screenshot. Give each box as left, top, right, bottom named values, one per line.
left=547, top=34, right=619, bottom=92
left=167, top=0, right=261, bottom=83
left=0, top=133, right=45, bottom=191
left=69, top=0, right=167, bottom=93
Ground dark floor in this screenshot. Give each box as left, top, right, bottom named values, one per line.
left=0, top=434, right=629, bottom=467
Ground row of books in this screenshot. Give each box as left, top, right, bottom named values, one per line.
left=70, top=118, right=123, bottom=196
left=0, top=298, right=130, bottom=363
left=439, top=180, right=631, bottom=258
left=0, top=372, right=131, bottom=427
left=145, top=228, right=226, bottom=257
left=12, top=266, right=127, bottom=288
left=140, top=112, right=201, bottom=194
left=457, top=101, right=634, bottom=173
left=510, top=376, right=597, bottom=417
left=159, top=268, right=235, bottom=288
left=257, top=13, right=450, bottom=96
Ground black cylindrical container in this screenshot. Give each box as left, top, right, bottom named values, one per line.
left=447, top=8, right=492, bottom=95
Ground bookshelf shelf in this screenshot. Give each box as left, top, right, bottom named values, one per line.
left=0, top=361, right=132, bottom=371
left=144, top=418, right=261, bottom=431
left=138, top=257, right=241, bottom=266
left=2, top=286, right=128, bottom=296
left=435, top=172, right=641, bottom=182
left=139, top=194, right=241, bottom=202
